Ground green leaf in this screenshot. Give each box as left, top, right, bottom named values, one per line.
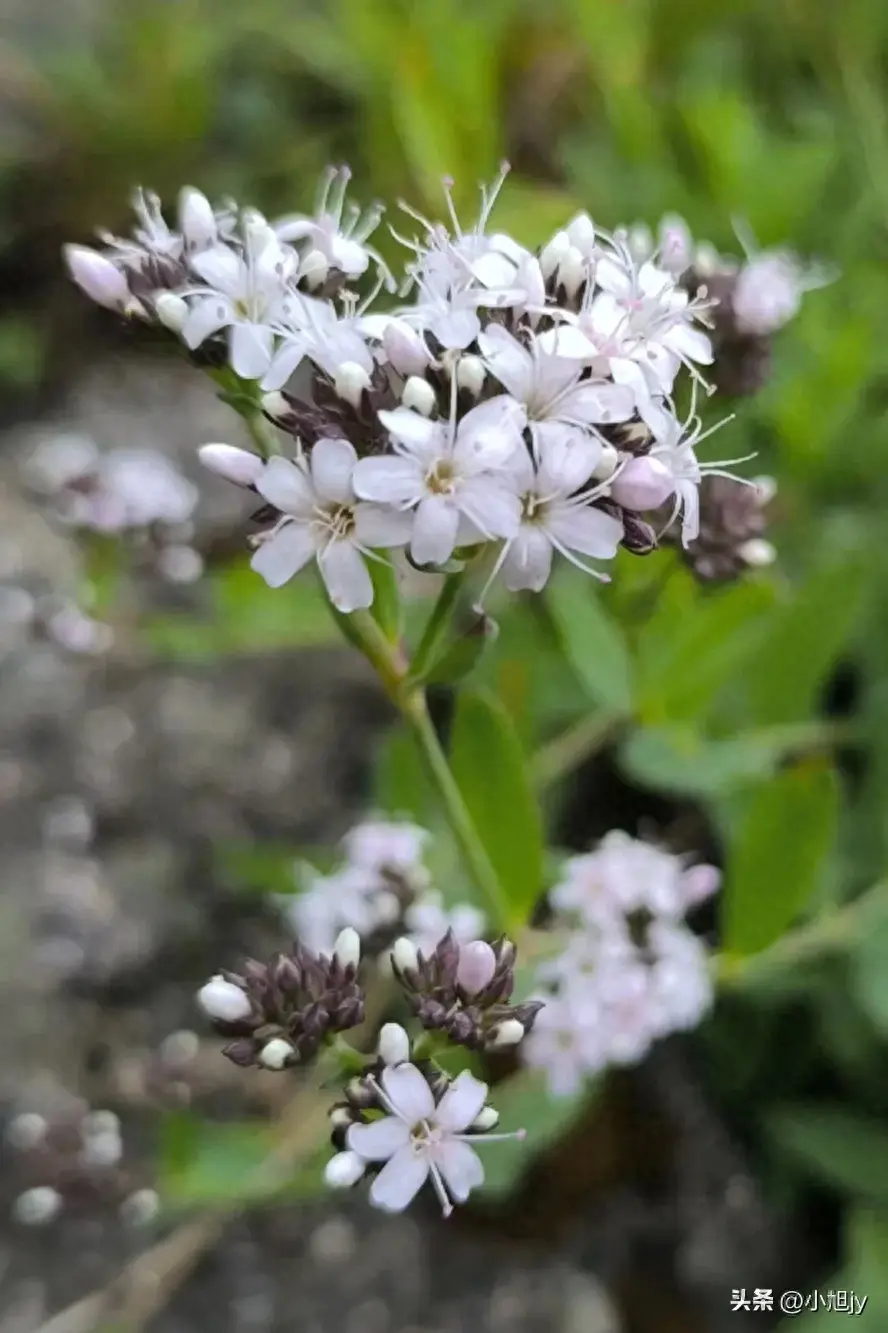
left=724, top=762, right=839, bottom=956
left=743, top=556, right=868, bottom=726
left=545, top=572, right=634, bottom=712
left=450, top=689, right=544, bottom=925
left=425, top=619, right=494, bottom=685
left=767, top=1104, right=888, bottom=1202
left=477, top=1070, right=596, bottom=1198
left=374, top=723, right=437, bottom=826
left=160, top=1114, right=274, bottom=1207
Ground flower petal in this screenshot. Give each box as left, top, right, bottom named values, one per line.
left=250, top=522, right=315, bottom=587
left=435, top=1140, right=485, bottom=1202
left=430, top=307, right=480, bottom=350
left=255, top=457, right=315, bottom=516
left=546, top=503, right=623, bottom=559
left=410, top=495, right=460, bottom=567
left=502, top=528, right=553, bottom=592
left=346, top=1115, right=411, bottom=1161
left=352, top=455, right=424, bottom=506
left=261, top=337, right=308, bottom=392
left=537, top=324, right=599, bottom=360
left=353, top=502, right=413, bottom=548
left=189, top=244, right=244, bottom=295
left=377, top=408, right=441, bottom=457
left=317, top=540, right=373, bottom=613
left=230, top=322, right=274, bottom=379
left=457, top=477, right=521, bottom=541
left=433, top=1070, right=489, bottom=1133
left=478, top=326, right=533, bottom=401
left=368, top=1144, right=430, bottom=1213
left=455, top=395, right=527, bottom=471
left=381, top=1063, right=436, bottom=1123
left=557, top=381, right=635, bottom=425
left=181, top=296, right=233, bottom=350
left=310, top=437, right=358, bottom=505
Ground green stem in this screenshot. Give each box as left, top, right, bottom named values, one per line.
left=243, top=407, right=282, bottom=457
left=408, top=571, right=465, bottom=682
left=401, top=687, right=511, bottom=930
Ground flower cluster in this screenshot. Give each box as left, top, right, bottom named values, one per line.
left=61, top=167, right=815, bottom=614
left=279, top=817, right=485, bottom=959
left=325, top=1022, right=525, bottom=1216
left=5, top=1105, right=159, bottom=1227
left=196, top=927, right=364, bottom=1070
left=523, top=831, right=720, bottom=1097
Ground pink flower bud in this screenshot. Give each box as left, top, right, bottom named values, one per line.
left=456, top=940, right=497, bottom=996
left=198, top=443, right=264, bottom=488
left=383, top=320, right=431, bottom=376
left=610, top=456, right=675, bottom=511
left=63, top=245, right=131, bottom=310
left=681, top=863, right=721, bottom=908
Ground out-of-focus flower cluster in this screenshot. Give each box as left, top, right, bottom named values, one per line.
left=23, top=431, right=204, bottom=585
left=523, top=831, right=720, bottom=1097
left=64, top=169, right=821, bottom=612
left=5, top=1104, right=159, bottom=1228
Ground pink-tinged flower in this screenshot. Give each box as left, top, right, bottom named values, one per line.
left=489, top=433, right=623, bottom=594
left=63, top=246, right=136, bottom=313
left=521, top=992, right=604, bottom=1097
left=262, top=293, right=376, bottom=391
left=181, top=238, right=298, bottom=379
left=608, top=455, right=675, bottom=511
left=647, top=403, right=754, bottom=547
left=647, top=921, right=713, bottom=1033
left=345, top=1064, right=524, bottom=1215
left=250, top=440, right=412, bottom=611
left=553, top=832, right=691, bottom=922
left=352, top=396, right=525, bottom=567
left=341, top=819, right=430, bottom=878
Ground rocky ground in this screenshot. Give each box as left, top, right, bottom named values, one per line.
left=0, top=354, right=791, bottom=1332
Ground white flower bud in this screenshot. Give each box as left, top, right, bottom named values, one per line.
left=6, top=1112, right=48, bottom=1151
left=198, top=443, right=265, bottom=488
left=556, top=246, right=587, bottom=298
left=334, top=361, right=372, bottom=409
left=392, top=937, right=419, bottom=975
left=753, top=474, right=777, bottom=505
left=259, top=1038, right=295, bottom=1070
left=333, top=927, right=361, bottom=970
left=378, top=1023, right=410, bottom=1067
left=80, top=1130, right=122, bottom=1168
left=627, top=223, right=653, bottom=263
left=300, top=248, right=329, bottom=289
left=732, top=254, right=801, bottom=335
left=470, top=1106, right=500, bottom=1132
left=178, top=187, right=216, bottom=248
left=456, top=355, right=486, bottom=397
left=591, top=443, right=619, bottom=481
left=401, top=375, right=436, bottom=416
left=566, top=211, right=596, bottom=253
left=324, top=1150, right=365, bottom=1189
left=609, top=456, right=675, bottom=511
left=455, top=940, right=497, bottom=996
left=738, top=538, right=776, bottom=568
left=82, top=1110, right=120, bottom=1137
left=63, top=245, right=131, bottom=310
left=261, top=391, right=291, bottom=420
left=154, top=292, right=189, bottom=333
left=119, top=1188, right=161, bottom=1227
left=383, top=319, right=431, bottom=376
left=197, top=975, right=252, bottom=1023
left=539, top=229, right=571, bottom=280
left=490, top=1018, right=526, bottom=1049
left=242, top=209, right=276, bottom=256
left=13, top=1186, right=62, bottom=1226
left=329, top=1106, right=353, bottom=1130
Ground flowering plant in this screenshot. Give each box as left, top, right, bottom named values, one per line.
left=45, top=161, right=870, bottom=1249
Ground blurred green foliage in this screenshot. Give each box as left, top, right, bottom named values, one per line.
left=7, top=0, right=888, bottom=1302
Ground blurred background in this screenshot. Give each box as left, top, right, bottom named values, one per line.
left=2, top=0, right=888, bottom=1329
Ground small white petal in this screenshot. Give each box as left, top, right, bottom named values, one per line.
left=189, top=244, right=243, bottom=295
left=318, top=541, right=373, bottom=613
left=471, top=1106, right=500, bottom=1132
left=435, top=1139, right=484, bottom=1202
left=402, top=376, right=437, bottom=416
left=325, top=1150, right=366, bottom=1189
left=155, top=292, right=189, bottom=332
left=381, top=1062, right=436, bottom=1123
left=457, top=477, right=521, bottom=541
left=411, top=495, right=460, bottom=567
left=353, top=502, right=413, bottom=548
left=178, top=187, right=217, bottom=247
left=392, top=937, right=420, bottom=974
left=378, top=407, right=441, bottom=456
left=261, top=338, right=309, bottom=392
left=310, top=437, right=358, bottom=506
left=546, top=504, right=623, bottom=559
left=369, top=1144, right=430, bottom=1212
left=63, top=246, right=131, bottom=309
left=352, top=455, right=424, bottom=506
left=198, top=443, right=264, bottom=487
left=230, top=322, right=274, bottom=379
left=250, top=522, right=316, bottom=588
left=378, top=1023, right=411, bottom=1067
left=503, top=528, right=553, bottom=592
left=430, top=307, right=480, bottom=350
left=434, top=1070, right=489, bottom=1133
left=334, top=361, right=372, bottom=409
left=347, top=1116, right=412, bottom=1161
left=255, top=457, right=315, bottom=516
left=182, top=296, right=233, bottom=349
left=609, top=456, right=675, bottom=511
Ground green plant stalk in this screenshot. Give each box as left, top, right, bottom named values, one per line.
left=407, top=570, right=465, bottom=682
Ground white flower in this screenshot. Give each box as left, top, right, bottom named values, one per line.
left=647, top=920, right=713, bottom=1033
left=479, top=325, right=635, bottom=455
left=345, top=1064, right=523, bottom=1215
left=656, top=214, right=694, bottom=276
left=403, top=891, right=486, bottom=957
left=731, top=252, right=803, bottom=335
left=647, top=404, right=752, bottom=546
left=553, top=832, right=691, bottom=922
left=342, top=819, right=430, bottom=878
left=198, top=975, right=252, bottom=1023
left=262, top=293, right=376, bottom=391
left=250, top=440, right=412, bottom=611
left=182, top=237, right=298, bottom=379
left=521, top=992, right=603, bottom=1097
left=608, top=455, right=676, bottom=511
left=283, top=862, right=400, bottom=955
left=352, top=396, right=525, bottom=567
left=491, top=433, right=624, bottom=594
left=93, top=449, right=199, bottom=530
left=273, top=165, right=385, bottom=280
